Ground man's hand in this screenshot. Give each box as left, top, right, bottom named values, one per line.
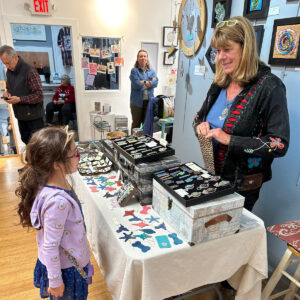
left=6, top=96, right=21, bottom=104
left=205, top=128, right=231, bottom=145
left=3, top=91, right=11, bottom=98
left=48, top=283, right=65, bottom=298
left=56, top=100, right=65, bottom=105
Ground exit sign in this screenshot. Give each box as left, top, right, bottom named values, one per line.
left=29, top=0, right=53, bottom=15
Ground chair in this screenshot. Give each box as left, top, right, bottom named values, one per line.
left=157, top=117, right=174, bottom=140
left=262, top=220, right=300, bottom=300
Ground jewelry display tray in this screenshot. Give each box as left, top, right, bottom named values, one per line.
left=111, top=134, right=175, bottom=164
left=153, top=162, right=235, bottom=207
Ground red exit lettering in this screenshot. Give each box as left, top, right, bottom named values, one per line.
left=33, top=0, right=49, bottom=13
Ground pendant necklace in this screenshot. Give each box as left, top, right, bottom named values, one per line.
left=219, top=101, right=231, bottom=121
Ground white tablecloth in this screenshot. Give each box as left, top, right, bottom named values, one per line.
left=71, top=172, right=267, bottom=300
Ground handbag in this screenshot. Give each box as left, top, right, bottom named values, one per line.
left=62, top=248, right=94, bottom=284
left=197, top=134, right=215, bottom=175
left=157, top=95, right=174, bottom=118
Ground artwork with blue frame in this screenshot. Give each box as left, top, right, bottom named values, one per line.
left=243, top=0, right=270, bottom=20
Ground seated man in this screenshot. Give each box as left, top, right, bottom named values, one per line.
left=46, top=74, right=76, bottom=125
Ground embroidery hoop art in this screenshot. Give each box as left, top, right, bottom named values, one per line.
left=268, top=17, right=300, bottom=66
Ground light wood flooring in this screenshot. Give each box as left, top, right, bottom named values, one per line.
left=0, top=156, right=263, bottom=300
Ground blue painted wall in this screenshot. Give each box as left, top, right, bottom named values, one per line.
left=173, top=0, right=300, bottom=272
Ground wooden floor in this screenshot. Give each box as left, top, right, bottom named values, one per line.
left=0, top=156, right=262, bottom=300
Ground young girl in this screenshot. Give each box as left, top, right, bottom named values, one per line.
left=16, top=127, right=92, bottom=300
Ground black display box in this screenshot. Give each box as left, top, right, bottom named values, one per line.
left=153, top=162, right=235, bottom=207
left=111, top=135, right=175, bottom=164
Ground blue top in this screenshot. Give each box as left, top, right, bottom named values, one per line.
left=129, top=66, right=158, bottom=108
left=206, top=88, right=234, bottom=129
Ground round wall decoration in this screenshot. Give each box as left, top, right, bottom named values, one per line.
left=178, top=0, right=207, bottom=57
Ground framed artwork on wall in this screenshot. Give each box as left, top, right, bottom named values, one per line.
left=163, top=52, right=175, bottom=65
left=268, top=17, right=300, bottom=66
left=254, top=25, right=264, bottom=56
left=11, top=24, right=46, bottom=41
left=211, top=0, right=232, bottom=28
left=205, top=46, right=218, bottom=73
left=163, top=26, right=178, bottom=47
left=243, top=0, right=270, bottom=20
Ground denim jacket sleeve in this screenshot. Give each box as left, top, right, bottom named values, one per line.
left=148, top=69, right=158, bottom=88
left=228, top=84, right=290, bottom=158
left=130, top=68, right=145, bottom=91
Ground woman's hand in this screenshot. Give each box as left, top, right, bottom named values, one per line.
left=196, top=122, right=210, bottom=136
left=48, top=283, right=65, bottom=298
left=205, top=128, right=231, bottom=145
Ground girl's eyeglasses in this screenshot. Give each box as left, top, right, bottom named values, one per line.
left=216, top=20, right=239, bottom=28
left=67, top=148, right=80, bottom=159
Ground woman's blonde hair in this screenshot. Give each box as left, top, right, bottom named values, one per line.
left=211, top=16, right=264, bottom=88
left=134, top=49, right=151, bottom=69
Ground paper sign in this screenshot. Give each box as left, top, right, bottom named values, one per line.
left=90, top=48, right=100, bottom=57
left=81, top=57, right=89, bottom=69
left=107, top=62, right=115, bottom=74
left=85, top=74, right=95, bottom=86
left=269, top=6, right=280, bottom=16
left=194, top=65, right=206, bottom=76
left=89, top=63, right=97, bottom=75
left=111, top=44, right=120, bottom=53
left=114, top=57, right=124, bottom=66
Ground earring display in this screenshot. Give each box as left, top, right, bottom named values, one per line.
left=77, top=141, right=113, bottom=175
left=153, top=162, right=234, bottom=207
left=111, top=135, right=175, bottom=164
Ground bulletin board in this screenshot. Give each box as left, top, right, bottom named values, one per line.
left=81, top=37, right=123, bottom=90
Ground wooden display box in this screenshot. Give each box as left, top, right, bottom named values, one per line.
left=152, top=179, right=244, bottom=244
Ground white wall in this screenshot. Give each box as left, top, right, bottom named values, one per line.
left=0, top=0, right=179, bottom=142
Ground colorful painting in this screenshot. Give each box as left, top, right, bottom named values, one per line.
left=205, top=46, right=218, bottom=73
left=268, top=17, right=300, bottom=66
left=250, top=0, right=262, bottom=11
left=211, top=0, right=232, bottom=28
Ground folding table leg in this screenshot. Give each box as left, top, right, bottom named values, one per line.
left=262, top=247, right=294, bottom=300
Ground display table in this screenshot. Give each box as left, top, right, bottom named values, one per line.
left=71, top=171, right=267, bottom=300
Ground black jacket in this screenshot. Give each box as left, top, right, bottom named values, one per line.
left=193, top=65, right=290, bottom=185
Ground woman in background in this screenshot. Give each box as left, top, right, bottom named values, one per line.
left=46, top=75, right=76, bottom=126
left=129, top=50, right=158, bottom=132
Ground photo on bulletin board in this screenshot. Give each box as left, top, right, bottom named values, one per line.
left=211, top=0, right=232, bottom=28
left=268, top=17, right=300, bottom=66
left=163, top=26, right=178, bottom=47
left=81, top=36, right=120, bottom=90
left=205, top=46, right=218, bottom=73
left=254, top=25, right=264, bottom=56
left=243, top=0, right=270, bottom=20
left=163, top=52, right=175, bottom=65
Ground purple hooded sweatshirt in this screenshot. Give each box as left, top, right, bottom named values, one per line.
left=30, top=186, right=90, bottom=288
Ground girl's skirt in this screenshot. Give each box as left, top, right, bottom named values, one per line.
left=33, top=259, right=88, bottom=300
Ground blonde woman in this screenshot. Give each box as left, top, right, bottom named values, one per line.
left=129, top=50, right=158, bottom=131
left=193, top=16, right=290, bottom=211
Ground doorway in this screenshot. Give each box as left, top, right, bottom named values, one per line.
left=11, top=24, right=78, bottom=136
